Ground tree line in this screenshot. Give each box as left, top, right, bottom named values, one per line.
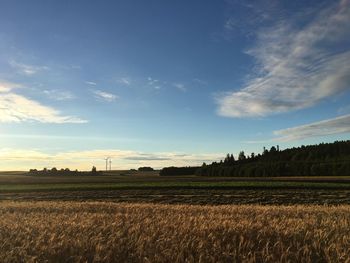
left=160, top=166, right=199, bottom=176
left=28, top=166, right=101, bottom=176
left=161, top=140, right=350, bottom=177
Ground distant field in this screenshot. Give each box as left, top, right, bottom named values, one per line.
left=1, top=171, right=350, bottom=204
left=1, top=201, right=349, bottom=262
left=1, top=171, right=350, bottom=185
left=2, top=180, right=350, bottom=192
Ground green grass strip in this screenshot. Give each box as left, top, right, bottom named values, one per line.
left=1, top=181, right=350, bottom=192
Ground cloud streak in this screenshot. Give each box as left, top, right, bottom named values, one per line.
left=147, top=77, right=162, bottom=90
left=43, top=89, right=75, bottom=101
left=0, top=81, right=87, bottom=123
left=118, top=77, right=131, bottom=86
left=173, top=83, right=186, bottom=92
left=9, top=60, right=49, bottom=76
left=85, top=81, right=97, bottom=86
left=217, top=0, right=350, bottom=117
left=273, top=114, right=350, bottom=141
left=93, top=90, right=119, bottom=102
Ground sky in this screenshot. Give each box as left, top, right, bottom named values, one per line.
left=0, top=0, right=350, bottom=170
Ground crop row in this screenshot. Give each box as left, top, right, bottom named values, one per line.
left=0, top=201, right=349, bottom=262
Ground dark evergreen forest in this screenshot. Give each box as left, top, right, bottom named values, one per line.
left=161, top=140, right=350, bottom=177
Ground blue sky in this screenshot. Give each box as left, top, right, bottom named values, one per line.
left=0, top=0, right=349, bottom=170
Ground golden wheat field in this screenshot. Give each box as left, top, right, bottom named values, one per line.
left=1, top=201, right=350, bottom=263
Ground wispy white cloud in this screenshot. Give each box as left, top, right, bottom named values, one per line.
left=217, top=0, right=350, bottom=118
left=224, top=17, right=237, bottom=31
left=0, top=81, right=87, bottom=123
left=70, top=65, right=81, bottom=70
left=193, top=78, right=207, bottom=85
left=338, top=105, right=350, bottom=115
left=43, top=89, right=75, bottom=101
left=147, top=77, right=159, bottom=85
left=9, top=60, right=49, bottom=76
left=0, top=81, right=21, bottom=92
left=273, top=114, right=350, bottom=141
left=85, top=81, right=97, bottom=86
left=147, top=77, right=162, bottom=90
left=224, top=0, right=281, bottom=34
left=93, top=89, right=118, bottom=102
left=117, top=77, right=131, bottom=86
left=173, top=83, right=186, bottom=92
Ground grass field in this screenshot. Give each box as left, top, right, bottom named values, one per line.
left=1, top=171, right=350, bottom=204
left=2, top=180, right=350, bottom=192
left=1, top=172, right=350, bottom=262
left=1, top=201, right=349, bottom=262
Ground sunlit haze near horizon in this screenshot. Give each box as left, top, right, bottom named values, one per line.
left=0, top=0, right=350, bottom=170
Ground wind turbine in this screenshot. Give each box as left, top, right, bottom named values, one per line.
left=109, top=158, right=112, bottom=171
left=104, top=157, right=110, bottom=171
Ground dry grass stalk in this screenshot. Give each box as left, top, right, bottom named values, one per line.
left=0, top=201, right=349, bottom=262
